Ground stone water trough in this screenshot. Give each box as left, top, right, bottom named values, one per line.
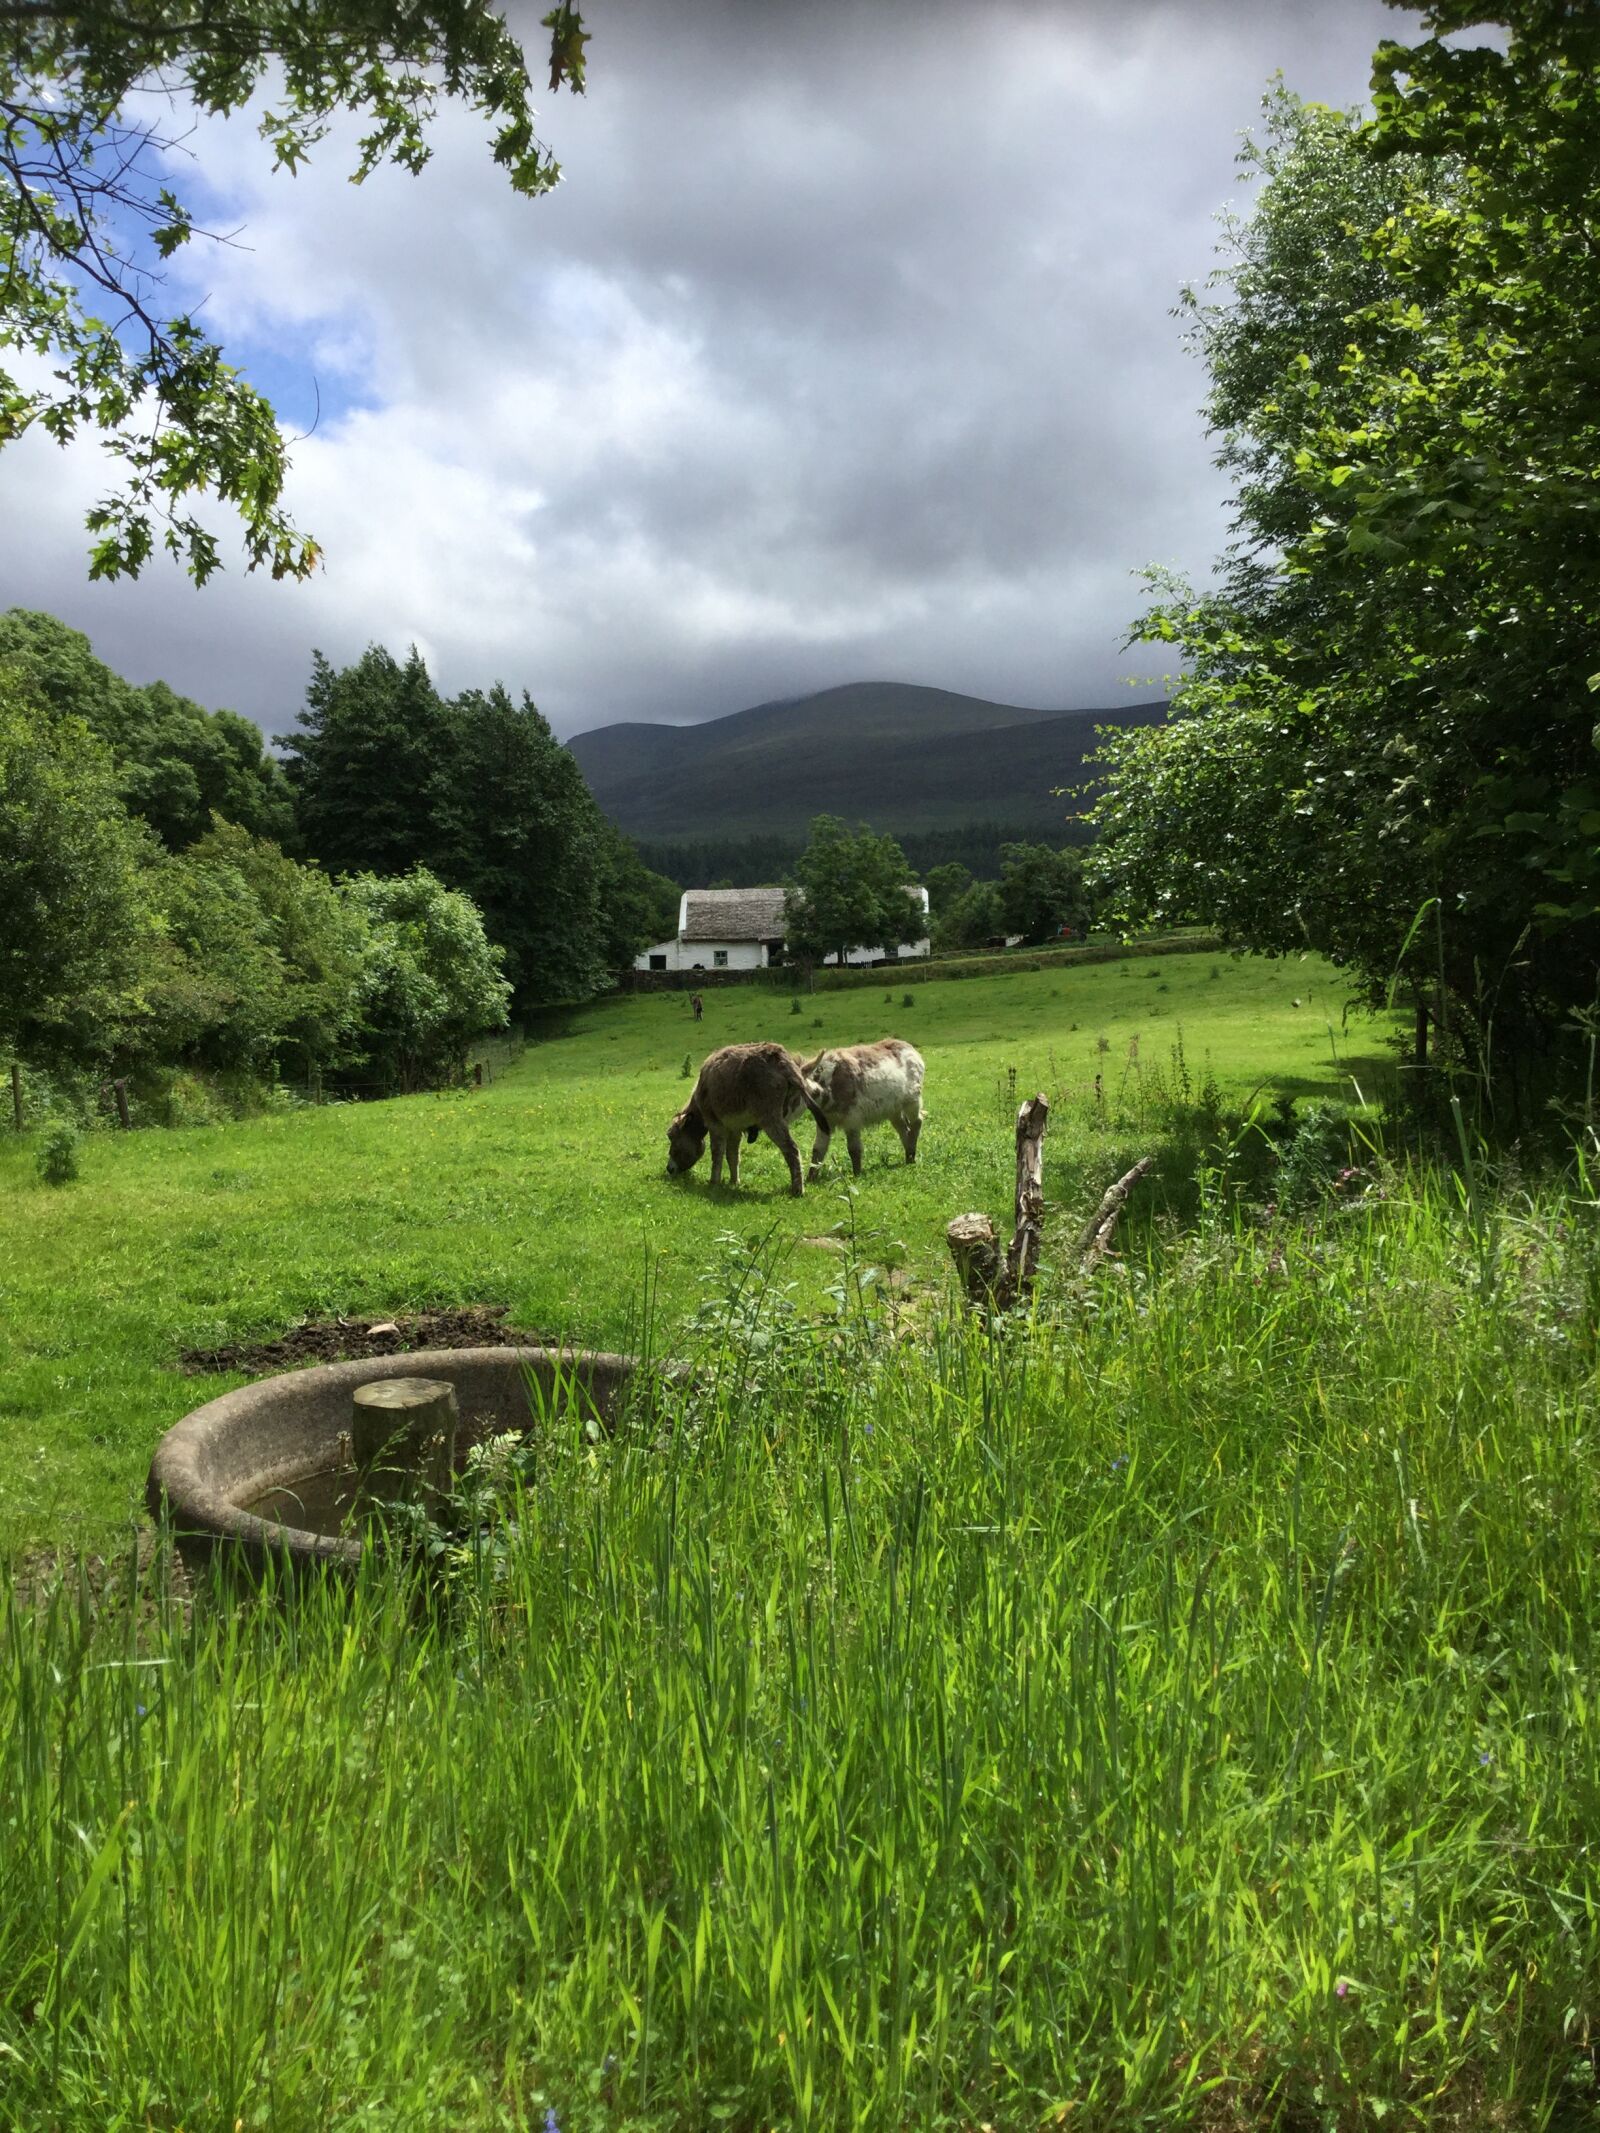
left=147, top=1347, right=646, bottom=1573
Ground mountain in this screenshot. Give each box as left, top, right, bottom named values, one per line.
left=566, top=682, right=1167, bottom=852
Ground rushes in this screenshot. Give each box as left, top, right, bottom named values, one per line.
left=3, top=1182, right=1599, bottom=2129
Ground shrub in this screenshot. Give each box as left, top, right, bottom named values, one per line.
left=1274, top=1100, right=1361, bottom=1211
left=789, top=997, right=802, bottom=1014
left=36, top=1120, right=78, bottom=1185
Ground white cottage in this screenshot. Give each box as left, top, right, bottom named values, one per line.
left=635, top=886, right=931, bottom=974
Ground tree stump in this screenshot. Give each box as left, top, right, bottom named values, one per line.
left=352, top=1376, right=458, bottom=1516
left=947, top=1212, right=1002, bottom=1311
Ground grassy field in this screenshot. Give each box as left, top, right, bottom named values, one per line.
left=0, top=949, right=1388, bottom=1553
left=12, top=949, right=1600, bottom=2128
left=2, top=1136, right=1597, bottom=2126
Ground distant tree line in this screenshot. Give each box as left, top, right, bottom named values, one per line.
left=781, top=819, right=1091, bottom=967
left=925, top=845, right=1092, bottom=954
left=285, top=644, right=678, bottom=1004
left=0, top=612, right=678, bottom=1121
left=635, top=819, right=1085, bottom=892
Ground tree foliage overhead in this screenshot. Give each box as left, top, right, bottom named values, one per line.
left=1090, top=2, right=1600, bottom=1078
left=0, top=2, right=587, bottom=583
left=0, top=607, right=293, bottom=846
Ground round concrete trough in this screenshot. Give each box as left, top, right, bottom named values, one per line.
left=147, top=1347, right=645, bottom=1573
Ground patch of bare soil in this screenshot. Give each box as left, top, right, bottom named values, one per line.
left=179, top=1304, right=537, bottom=1377
left=10, top=1523, right=193, bottom=1627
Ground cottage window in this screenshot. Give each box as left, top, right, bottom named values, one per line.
left=713, top=949, right=729, bottom=969
left=648, top=954, right=667, bottom=971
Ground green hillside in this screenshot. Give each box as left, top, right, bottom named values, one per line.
left=567, top=681, right=1167, bottom=851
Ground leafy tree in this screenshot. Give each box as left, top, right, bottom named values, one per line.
left=0, top=608, right=294, bottom=847
left=139, top=844, right=290, bottom=1076
left=289, top=646, right=671, bottom=1006
left=1, top=4, right=589, bottom=583
left=785, top=816, right=921, bottom=969
left=447, top=682, right=610, bottom=1004
left=0, top=665, right=158, bottom=1069
left=997, top=842, right=1090, bottom=945
left=186, top=821, right=366, bottom=1077
left=934, top=879, right=1003, bottom=954
left=924, top=862, right=974, bottom=921
left=340, top=869, right=510, bottom=1095
left=285, top=645, right=458, bottom=880
left=1090, top=13, right=1600, bottom=1081
left=594, top=821, right=681, bottom=970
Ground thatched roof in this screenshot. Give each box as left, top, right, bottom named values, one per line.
left=680, top=887, right=791, bottom=943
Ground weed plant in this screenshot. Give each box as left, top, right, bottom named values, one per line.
left=2, top=1166, right=1598, bottom=2130
left=34, top=1120, right=78, bottom=1187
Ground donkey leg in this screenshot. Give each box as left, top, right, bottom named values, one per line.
left=726, top=1129, right=742, bottom=1187
left=808, top=1116, right=833, bottom=1181
left=769, top=1122, right=804, bottom=1197
left=846, top=1129, right=865, bottom=1177
left=709, top=1128, right=725, bottom=1188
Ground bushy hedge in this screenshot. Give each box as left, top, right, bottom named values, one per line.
left=2, top=667, right=511, bottom=1120
left=791, top=932, right=1221, bottom=992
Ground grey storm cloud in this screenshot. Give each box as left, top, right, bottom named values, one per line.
left=0, top=0, right=1412, bottom=740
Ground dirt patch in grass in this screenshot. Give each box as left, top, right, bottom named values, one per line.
left=179, top=1304, right=536, bottom=1377
left=10, top=1523, right=193, bottom=1626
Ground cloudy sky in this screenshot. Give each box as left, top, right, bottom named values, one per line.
left=0, top=0, right=1415, bottom=741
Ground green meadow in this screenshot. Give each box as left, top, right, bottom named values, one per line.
left=0, top=949, right=1381, bottom=1553
left=5, top=950, right=1599, bottom=2131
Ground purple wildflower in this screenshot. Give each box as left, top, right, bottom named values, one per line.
left=1335, top=1980, right=1348, bottom=1998
left=544, top=2108, right=561, bottom=2133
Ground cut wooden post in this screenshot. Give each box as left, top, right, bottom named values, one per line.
left=9, top=1062, right=20, bottom=1134
left=112, top=1078, right=130, bottom=1130
left=1002, top=1093, right=1050, bottom=1305
left=352, top=1376, right=458, bottom=1516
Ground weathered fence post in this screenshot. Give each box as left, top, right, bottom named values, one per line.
left=946, top=1092, right=1050, bottom=1314
left=10, top=1062, right=20, bottom=1134
left=112, top=1078, right=130, bottom=1130
left=1003, top=1093, right=1050, bottom=1302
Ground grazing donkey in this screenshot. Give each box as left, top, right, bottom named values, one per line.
left=665, top=1042, right=824, bottom=1198
left=801, top=1037, right=925, bottom=1180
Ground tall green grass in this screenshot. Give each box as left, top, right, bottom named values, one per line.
left=3, top=1168, right=1597, bottom=2129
